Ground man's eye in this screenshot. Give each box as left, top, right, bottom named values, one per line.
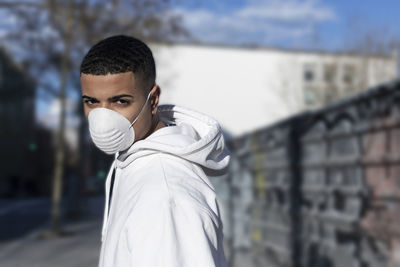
left=116, top=99, right=130, bottom=105
left=84, top=99, right=97, bottom=105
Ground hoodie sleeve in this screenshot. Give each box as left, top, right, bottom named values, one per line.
left=123, top=194, right=228, bottom=267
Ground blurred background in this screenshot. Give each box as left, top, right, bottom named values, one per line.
left=0, top=0, right=399, bottom=266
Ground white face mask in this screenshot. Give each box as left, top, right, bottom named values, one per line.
left=87, top=90, right=152, bottom=155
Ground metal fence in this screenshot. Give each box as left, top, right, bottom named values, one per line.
left=217, top=80, right=400, bottom=267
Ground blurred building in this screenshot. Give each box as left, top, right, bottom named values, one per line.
left=0, top=48, right=38, bottom=197
left=151, top=43, right=398, bottom=137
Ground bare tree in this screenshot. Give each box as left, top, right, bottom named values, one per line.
left=341, top=16, right=399, bottom=93
left=0, top=0, right=188, bottom=236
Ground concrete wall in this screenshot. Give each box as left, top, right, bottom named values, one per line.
left=150, top=43, right=398, bottom=137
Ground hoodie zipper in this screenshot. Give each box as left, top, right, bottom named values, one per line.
left=100, top=154, right=120, bottom=267
left=101, top=153, right=118, bottom=242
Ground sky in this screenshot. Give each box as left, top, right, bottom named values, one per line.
left=171, top=0, right=400, bottom=51
left=5, top=0, right=397, bottom=128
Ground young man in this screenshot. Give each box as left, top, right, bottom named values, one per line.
left=80, top=35, right=231, bottom=267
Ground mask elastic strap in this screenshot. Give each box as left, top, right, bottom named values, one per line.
left=129, top=90, right=153, bottom=128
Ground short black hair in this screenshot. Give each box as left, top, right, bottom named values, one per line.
left=80, top=35, right=156, bottom=93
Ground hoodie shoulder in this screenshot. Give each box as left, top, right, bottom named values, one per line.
left=154, top=154, right=220, bottom=222
left=116, top=105, right=231, bottom=172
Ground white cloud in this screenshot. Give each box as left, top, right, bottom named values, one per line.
left=237, top=0, right=335, bottom=21
left=171, top=0, right=336, bottom=46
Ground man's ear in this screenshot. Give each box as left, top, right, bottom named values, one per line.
left=150, top=84, right=161, bottom=115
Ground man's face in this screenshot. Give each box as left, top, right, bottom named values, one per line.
left=80, top=72, right=155, bottom=141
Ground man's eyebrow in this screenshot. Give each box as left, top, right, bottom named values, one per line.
left=81, top=94, right=134, bottom=101
left=82, top=95, right=97, bottom=100
left=108, top=94, right=134, bottom=101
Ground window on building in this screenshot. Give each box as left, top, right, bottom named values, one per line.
left=303, top=64, right=316, bottom=83
left=343, top=64, right=356, bottom=85
left=324, top=64, right=337, bottom=83
left=324, top=85, right=340, bottom=105
left=304, top=86, right=319, bottom=106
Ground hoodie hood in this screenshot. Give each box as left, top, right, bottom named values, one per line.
left=115, top=104, right=230, bottom=174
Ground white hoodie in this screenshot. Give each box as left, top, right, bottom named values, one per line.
left=98, top=104, right=231, bottom=267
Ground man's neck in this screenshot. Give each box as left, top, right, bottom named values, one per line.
left=143, top=113, right=166, bottom=139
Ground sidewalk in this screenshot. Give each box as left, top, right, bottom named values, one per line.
left=0, top=195, right=250, bottom=267
left=0, top=196, right=104, bottom=267
left=0, top=218, right=102, bottom=267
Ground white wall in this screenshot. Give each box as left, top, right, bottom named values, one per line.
left=150, top=43, right=398, bottom=137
